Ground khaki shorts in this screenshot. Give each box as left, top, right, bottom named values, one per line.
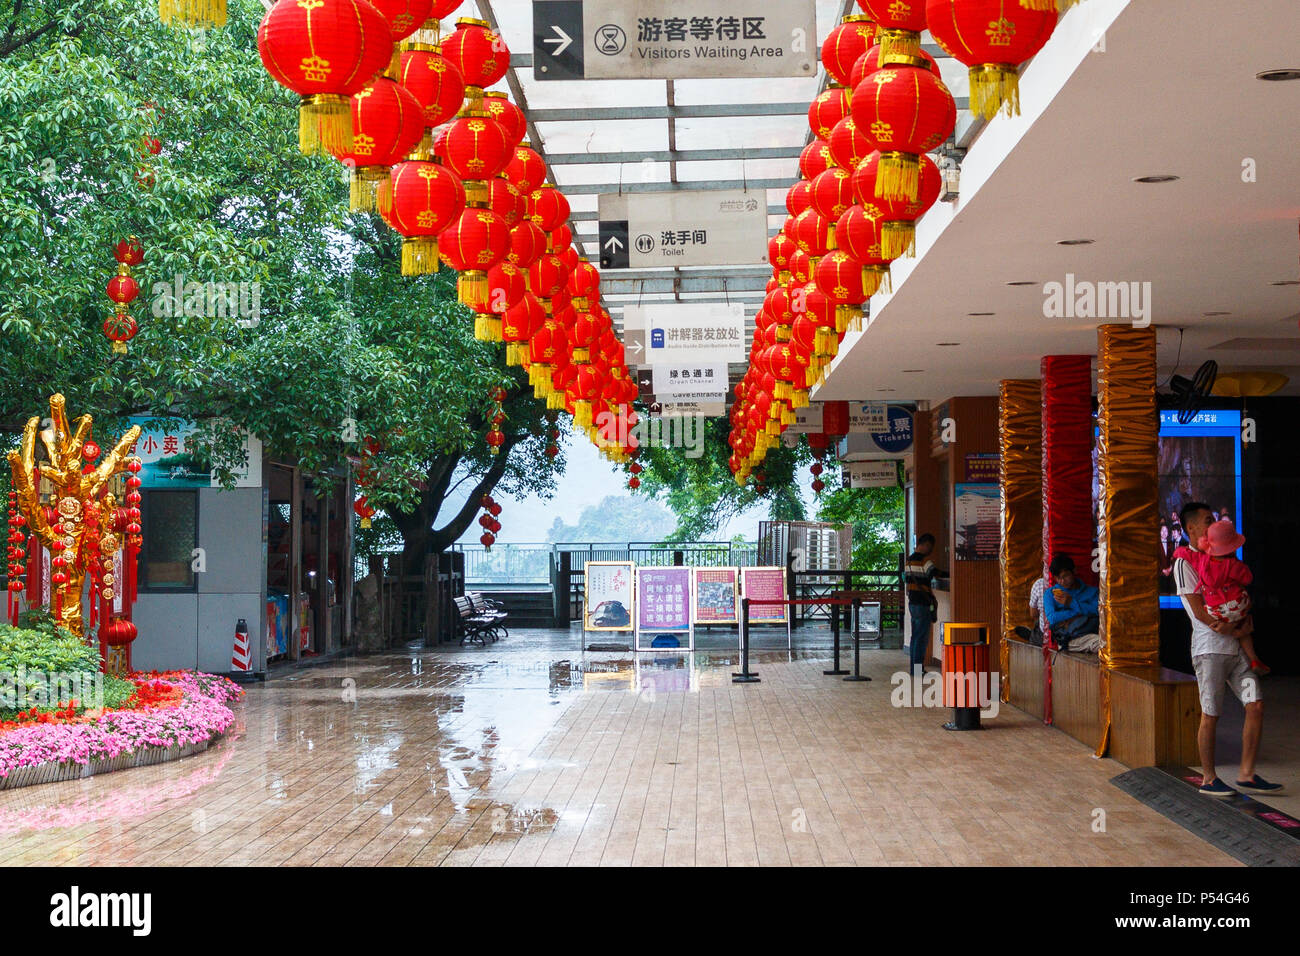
left=1192, top=652, right=1260, bottom=717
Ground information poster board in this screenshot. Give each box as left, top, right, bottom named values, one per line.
left=954, top=484, right=1000, bottom=560
left=635, top=565, right=693, bottom=651
left=740, top=567, right=788, bottom=623
left=692, top=567, right=739, bottom=624
left=584, top=561, right=635, bottom=631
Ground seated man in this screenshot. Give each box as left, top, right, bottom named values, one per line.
left=1014, top=572, right=1049, bottom=645
left=1043, top=553, right=1099, bottom=649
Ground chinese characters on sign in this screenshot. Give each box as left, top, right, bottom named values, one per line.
left=128, top=416, right=262, bottom=489
left=628, top=302, right=746, bottom=365
left=693, top=567, right=739, bottom=623
left=653, top=363, right=728, bottom=402
left=635, top=16, right=767, bottom=42
left=954, top=484, right=1001, bottom=561
left=584, top=561, right=636, bottom=630
left=599, top=189, right=768, bottom=269
left=741, top=567, right=788, bottom=623
left=636, top=566, right=692, bottom=632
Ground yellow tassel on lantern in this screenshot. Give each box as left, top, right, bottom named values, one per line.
left=361, top=517, right=372, bottom=529
left=350, top=166, right=391, bottom=213
left=863, top=265, right=891, bottom=298
left=464, top=179, right=489, bottom=206
left=407, top=129, right=435, bottom=162
left=574, top=400, right=593, bottom=429
left=402, top=238, right=440, bottom=276
left=881, top=221, right=916, bottom=260
left=299, top=95, right=353, bottom=157
left=159, top=0, right=226, bottom=28
left=459, top=271, right=490, bottom=308
left=969, top=64, right=1023, bottom=120
left=573, top=348, right=590, bottom=363
left=112, top=341, right=128, bottom=355
left=506, top=342, right=524, bottom=366
left=781, top=404, right=795, bottom=427
left=773, top=381, right=791, bottom=402
left=876, top=151, right=920, bottom=203
left=792, top=389, right=809, bottom=409
left=1020, top=0, right=1076, bottom=10
left=776, top=325, right=792, bottom=342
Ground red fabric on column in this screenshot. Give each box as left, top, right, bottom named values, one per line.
left=1041, top=355, right=1096, bottom=587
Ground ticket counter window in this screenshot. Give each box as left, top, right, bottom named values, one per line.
left=141, top=490, right=198, bottom=591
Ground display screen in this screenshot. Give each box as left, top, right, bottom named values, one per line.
left=1092, top=409, right=1242, bottom=608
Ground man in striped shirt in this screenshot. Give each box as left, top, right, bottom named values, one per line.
left=905, top=534, right=945, bottom=672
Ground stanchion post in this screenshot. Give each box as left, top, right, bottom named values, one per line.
left=733, top=597, right=760, bottom=683
left=845, top=598, right=870, bottom=682
left=824, top=595, right=848, bottom=676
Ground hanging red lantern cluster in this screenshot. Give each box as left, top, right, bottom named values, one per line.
left=485, top=386, right=507, bottom=455
left=6, top=490, right=25, bottom=625
left=728, top=10, right=959, bottom=484
left=105, top=237, right=143, bottom=354
left=478, top=493, right=502, bottom=549
left=627, top=460, right=643, bottom=491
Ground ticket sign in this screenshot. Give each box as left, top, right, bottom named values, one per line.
left=693, top=567, right=739, bottom=624
left=584, top=561, right=635, bottom=631
left=532, top=0, right=817, bottom=81
left=636, top=566, right=692, bottom=632
left=741, top=566, right=788, bottom=624
left=627, top=302, right=747, bottom=365
left=599, top=190, right=768, bottom=270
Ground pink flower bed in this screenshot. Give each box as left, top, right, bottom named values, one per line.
left=0, top=670, right=243, bottom=781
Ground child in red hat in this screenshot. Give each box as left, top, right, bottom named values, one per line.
left=1174, top=518, right=1266, bottom=674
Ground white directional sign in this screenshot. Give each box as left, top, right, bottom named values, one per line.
left=653, top=363, right=728, bottom=399
left=844, top=461, right=903, bottom=489
left=625, top=303, right=746, bottom=365
left=786, top=404, right=825, bottom=434
left=532, top=0, right=818, bottom=81
left=599, top=189, right=769, bottom=270
left=660, top=401, right=727, bottom=418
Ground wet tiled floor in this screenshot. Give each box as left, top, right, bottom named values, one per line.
left=0, top=629, right=1254, bottom=865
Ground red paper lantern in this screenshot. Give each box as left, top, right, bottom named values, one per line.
left=257, top=0, right=394, bottom=155
left=106, top=273, right=139, bottom=305
left=792, top=207, right=833, bottom=258
left=769, top=232, right=799, bottom=279
left=333, top=77, right=426, bottom=211
left=398, top=45, right=466, bottom=130
left=487, top=175, right=525, bottom=225
left=505, top=143, right=547, bottom=195
left=808, top=86, right=851, bottom=140
left=799, top=139, right=835, bottom=180
left=488, top=260, right=527, bottom=312
left=786, top=180, right=814, bottom=217
left=567, top=259, right=600, bottom=306
left=850, top=57, right=955, bottom=202
left=856, top=0, right=927, bottom=60
left=507, top=219, right=547, bottom=268
left=809, top=167, right=856, bottom=222
left=503, top=291, right=545, bottom=366
left=441, top=207, right=510, bottom=309
left=528, top=253, right=569, bottom=299
left=926, top=0, right=1058, bottom=120
left=103, top=313, right=139, bottom=353
left=836, top=204, right=893, bottom=294
left=483, top=91, right=526, bottom=146
left=822, top=14, right=878, bottom=88
left=828, top=116, right=877, bottom=173
left=442, top=110, right=512, bottom=205
left=851, top=43, right=942, bottom=89
left=788, top=247, right=813, bottom=284
left=114, top=238, right=144, bottom=266
left=384, top=160, right=465, bottom=275
left=851, top=150, right=941, bottom=258
left=528, top=184, right=570, bottom=233
left=815, top=250, right=871, bottom=333
left=442, top=18, right=508, bottom=108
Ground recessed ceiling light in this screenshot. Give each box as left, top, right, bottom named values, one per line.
left=1271, top=280, right=1300, bottom=286
left=1203, top=311, right=1231, bottom=316
left=936, top=342, right=961, bottom=347
left=1257, top=69, right=1300, bottom=81
left=1005, top=281, right=1037, bottom=286
left=1057, top=238, right=1094, bottom=246
left=877, top=388, right=895, bottom=392
left=1133, top=174, right=1180, bottom=184
left=967, top=311, right=996, bottom=316
left=902, top=369, right=924, bottom=373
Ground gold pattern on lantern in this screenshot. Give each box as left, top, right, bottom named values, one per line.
left=985, top=18, right=1016, bottom=47
left=300, top=56, right=332, bottom=82
left=870, top=121, right=893, bottom=142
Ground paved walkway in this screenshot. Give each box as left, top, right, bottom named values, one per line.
left=0, top=630, right=1240, bottom=866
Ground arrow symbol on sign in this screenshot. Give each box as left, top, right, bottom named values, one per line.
left=626, top=340, right=643, bottom=355
left=604, top=235, right=624, bottom=253
left=543, top=25, right=573, bottom=56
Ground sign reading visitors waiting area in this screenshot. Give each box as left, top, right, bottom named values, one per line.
left=532, top=0, right=817, bottom=81
left=598, top=190, right=769, bottom=270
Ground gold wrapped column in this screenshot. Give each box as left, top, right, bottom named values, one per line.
left=998, top=379, right=1042, bottom=702
left=1094, top=325, right=1161, bottom=756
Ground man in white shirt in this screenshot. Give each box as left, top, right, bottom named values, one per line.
left=1174, top=502, right=1282, bottom=798
left=1015, top=574, right=1049, bottom=644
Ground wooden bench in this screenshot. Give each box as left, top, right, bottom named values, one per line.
left=1004, top=634, right=1200, bottom=767
left=454, top=596, right=501, bottom=646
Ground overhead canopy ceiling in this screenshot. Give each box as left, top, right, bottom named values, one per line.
left=814, top=0, right=1300, bottom=402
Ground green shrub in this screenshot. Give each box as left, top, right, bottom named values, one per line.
left=101, top=675, right=137, bottom=710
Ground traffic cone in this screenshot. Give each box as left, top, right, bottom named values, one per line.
left=232, top=618, right=251, bottom=672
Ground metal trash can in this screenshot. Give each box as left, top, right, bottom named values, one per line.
left=942, top=622, right=989, bottom=731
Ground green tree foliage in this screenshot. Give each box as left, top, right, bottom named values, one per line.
left=0, top=0, right=563, bottom=561
left=635, top=417, right=810, bottom=540
left=545, top=494, right=676, bottom=543
left=815, top=481, right=906, bottom=570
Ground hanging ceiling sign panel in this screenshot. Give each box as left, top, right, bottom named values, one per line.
left=533, top=0, right=818, bottom=80
left=598, top=190, right=769, bottom=270
left=624, top=302, right=746, bottom=365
